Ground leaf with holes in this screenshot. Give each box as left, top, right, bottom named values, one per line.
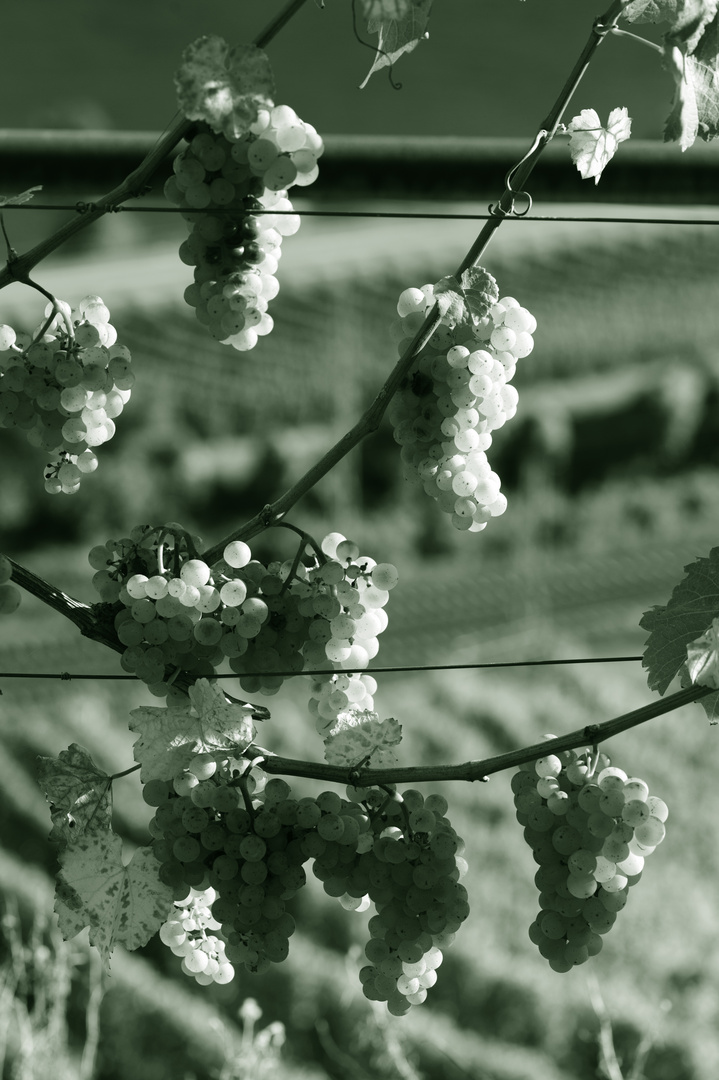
left=358, top=0, right=433, bottom=88
left=55, top=831, right=174, bottom=969
left=567, top=108, right=632, bottom=184
left=175, top=36, right=275, bottom=140
left=129, top=678, right=255, bottom=783
left=324, top=709, right=402, bottom=769
left=640, top=547, right=719, bottom=697
left=37, top=743, right=113, bottom=844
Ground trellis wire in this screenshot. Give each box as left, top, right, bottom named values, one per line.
left=3, top=204, right=719, bottom=226
left=0, top=655, right=643, bottom=681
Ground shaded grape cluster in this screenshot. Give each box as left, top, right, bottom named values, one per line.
left=150, top=763, right=469, bottom=1013
left=514, top=743, right=667, bottom=972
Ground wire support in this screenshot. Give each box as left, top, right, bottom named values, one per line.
left=0, top=655, right=643, bottom=681
left=3, top=204, right=719, bottom=227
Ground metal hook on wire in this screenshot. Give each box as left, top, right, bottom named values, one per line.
left=488, top=129, right=546, bottom=218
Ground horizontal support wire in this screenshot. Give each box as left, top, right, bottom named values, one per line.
left=0, top=655, right=643, bottom=681
left=2, top=204, right=719, bottom=226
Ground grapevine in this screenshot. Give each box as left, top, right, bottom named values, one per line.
left=1, top=0, right=718, bottom=1053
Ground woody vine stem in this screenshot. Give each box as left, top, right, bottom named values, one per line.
left=0, top=0, right=688, bottom=788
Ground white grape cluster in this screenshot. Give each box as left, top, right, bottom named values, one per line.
left=88, top=525, right=395, bottom=705
left=164, top=105, right=323, bottom=351
left=0, top=296, right=132, bottom=493
left=159, top=885, right=235, bottom=985
left=513, top=742, right=667, bottom=972
left=389, top=280, right=536, bottom=531
left=0, top=555, right=20, bottom=615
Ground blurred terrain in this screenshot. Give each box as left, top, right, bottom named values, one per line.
left=1, top=190, right=719, bottom=1080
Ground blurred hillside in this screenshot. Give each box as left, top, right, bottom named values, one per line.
left=2, top=192, right=719, bottom=1080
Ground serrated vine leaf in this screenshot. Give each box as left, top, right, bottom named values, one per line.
left=36, top=743, right=112, bottom=844
left=324, top=709, right=402, bottom=768
left=175, top=37, right=275, bottom=140
left=129, top=678, right=255, bottom=783
left=461, top=266, right=500, bottom=322
left=433, top=267, right=498, bottom=329
left=358, top=0, right=433, bottom=89
left=621, top=0, right=719, bottom=148
left=640, top=547, right=719, bottom=694
left=0, top=185, right=42, bottom=208
left=55, top=832, right=173, bottom=969
left=663, top=17, right=719, bottom=148
left=567, top=108, right=632, bottom=184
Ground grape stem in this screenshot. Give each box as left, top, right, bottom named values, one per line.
left=201, top=0, right=626, bottom=564
left=0, top=0, right=314, bottom=292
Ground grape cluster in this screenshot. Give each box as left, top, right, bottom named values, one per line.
left=148, top=765, right=311, bottom=979
left=0, top=296, right=132, bottom=493
left=388, top=277, right=536, bottom=531
left=312, top=787, right=468, bottom=1016
left=148, top=762, right=468, bottom=1012
left=88, top=525, right=396, bottom=702
left=0, top=555, right=20, bottom=615
left=164, top=105, right=323, bottom=351
left=159, top=886, right=235, bottom=985
left=513, top=743, right=667, bottom=972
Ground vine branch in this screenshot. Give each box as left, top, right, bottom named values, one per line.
left=246, top=684, right=713, bottom=787
left=203, top=0, right=626, bottom=564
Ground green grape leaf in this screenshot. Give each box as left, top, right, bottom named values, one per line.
left=685, top=618, right=719, bottom=687
left=358, top=0, right=433, bottom=89
left=460, top=266, right=500, bottom=322
left=623, top=0, right=715, bottom=35
left=432, top=276, right=466, bottom=326
left=567, top=107, right=632, bottom=184
left=175, top=36, right=275, bottom=141
left=36, top=743, right=113, bottom=844
left=622, top=0, right=719, bottom=148
left=640, top=547, right=719, bottom=694
left=129, top=678, right=255, bottom=783
left=55, top=832, right=173, bottom=969
left=323, top=709, right=402, bottom=768
left=433, top=267, right=498, bottom=329
left=0, top=186, right=42, bottom=208
left=663, top=18, right=719, bottom=149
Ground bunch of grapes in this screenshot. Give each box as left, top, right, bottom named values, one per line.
left=159, top=885, right=235, bottom=985
left=513, top=742, right=667, bottom=972
left=88, top=525, right=396, bottom=703
left=0, top=296, right=132, bottom=493
left=0, top=555, right=20, bottom=615
left=165, top=104, right=323, bottom=351
left=148, top=764, right=311, bottom=979
left=148, top=761, right=469, bottom=1013
left=388, top=276, right=536, bottom=531
left=310, top=786, right=469, bottom=1015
